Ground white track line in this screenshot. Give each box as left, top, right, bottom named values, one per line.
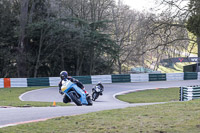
left=19, top=88, right=50, bottom=101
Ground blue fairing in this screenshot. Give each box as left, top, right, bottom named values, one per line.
left=62, top=80, right=88, bottom=105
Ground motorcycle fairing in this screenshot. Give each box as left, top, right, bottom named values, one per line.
left=61, top=80, right=88, bottom=105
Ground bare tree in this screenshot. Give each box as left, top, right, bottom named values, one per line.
left=111, top=1, right=142, bottom=74
left=135, top=0, right=193, bottom=71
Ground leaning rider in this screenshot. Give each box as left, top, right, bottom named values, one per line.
left=58, top=71, right=88, bottom=103
left=96, top=82, right=104, bottom=95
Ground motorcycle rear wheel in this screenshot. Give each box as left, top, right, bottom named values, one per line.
left=87, top=96, right=93, bottom=106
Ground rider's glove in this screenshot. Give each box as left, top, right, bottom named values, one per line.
left=70, top=78, right=76, bottom=82
left=59, top=90, right=64, bottom=95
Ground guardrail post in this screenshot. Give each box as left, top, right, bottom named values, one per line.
left=180, top=87, right=183, bottom=101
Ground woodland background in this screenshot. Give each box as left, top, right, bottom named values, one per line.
left=0, top=0, right=199, bottom=78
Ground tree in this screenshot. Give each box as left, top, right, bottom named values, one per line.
left=111, top=2, right=140, bottom=74
left=0, top=0, right=18, bottom=77
left=138, top=0, right=193, bottom=71
left=59, top=0, right=118, bottom=75
left=187, top=0, right=200, bottom=57
left=17, top=0, right=30, bottom=77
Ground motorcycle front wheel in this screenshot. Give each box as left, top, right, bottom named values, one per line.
left=69, top=92, right=82, bottom=106
left=92, top=92, right=99, bottom=101
left=63, top=94, right=71, bottom=103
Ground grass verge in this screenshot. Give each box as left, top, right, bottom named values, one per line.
left=116, top=87, right=179, bottom=103
left=1, top=87, right=200, bottom=132
left=0, top=87, right=69, bottom=107
left=0, top=100, right=200, bottom=133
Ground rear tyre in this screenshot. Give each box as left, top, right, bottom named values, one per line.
left=69, top=92, right=82, bottom=106
left=87, top=96, right=93, bottom=106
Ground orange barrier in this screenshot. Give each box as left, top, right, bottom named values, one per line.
left=4, top=78, right=11, bottom=88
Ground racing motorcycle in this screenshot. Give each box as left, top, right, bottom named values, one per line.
left=61, top=80, right=92, bottom=106
left=92, top=82, right=104, bottom=101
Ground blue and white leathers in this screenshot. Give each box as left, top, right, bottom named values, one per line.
left=61, top=79, right=88, bottom=105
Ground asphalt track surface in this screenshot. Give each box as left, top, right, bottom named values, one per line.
left=1, top=80, right=200, bottom=128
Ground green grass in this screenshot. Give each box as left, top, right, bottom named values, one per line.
left=0, top=100, right=200, bottom=133
left=158, top=65, right=182, bottom=73
left=0, top=87, right=69, bottom=107
left=1, top=87, right=200, bottom=133
left=116, top=88, right=179, bottom=103
left=157, top=62, right=197, bottom=73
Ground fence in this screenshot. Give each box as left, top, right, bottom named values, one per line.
left=1, top=72, right=200, bottom=88
left=72, top=76, right=91, bottom=84
left=112, top=74, right=130, bottom=83
left=180, top=86, right=200, bottom=101
left=184, top=72, right=197, bottom=80
left=130, top=73, right=149, bottom=82
left=149, top=74, right=166, bottom=81
left=91, top=75, right=112, bottom=84
left=166, top=73, right=184, bottom=81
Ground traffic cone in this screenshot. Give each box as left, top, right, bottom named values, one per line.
left=53, top=101, right=56, bottom=106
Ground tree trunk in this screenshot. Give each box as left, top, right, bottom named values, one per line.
left=29, top=0, right=35, bottom=23
left=197, top=35, right=200, bottom=72
left=76, top=53, right=84, bottom=76
left=118, top=58, right=122, bottom=74
left=89, top=47, right=95, bottom=75
left=61, top=48, right=65, bottom=70
left=17, top=0, right=29, bottom=78
left=76, top=58, right=80, bottom=76
left=197, top=35, right=200, bottom=57
left=34, top=30, right=44, bottom=77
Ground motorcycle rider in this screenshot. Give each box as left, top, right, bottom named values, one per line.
left=58, top=71, right=88, bottom=103
left=93, top=82, right=104, bottom=95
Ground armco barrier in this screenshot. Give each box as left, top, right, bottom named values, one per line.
left=198, top=72, right=200, bottom=80
left=91, top=75, right=112, bottom=84
left=131, top=73, right=149, bottom=82
left=11, top=78, right=27, bottom=87
left=184, top=72, right=197, bottom=80
left=72, top=76, right=91, bottom=84
left=1, top=72, right=200, bottom=88
left=180, top=86, right=200, bottom=101
left=27, top=78, right=50, bottom=86
left=0, top=78, right=3, bottom=88
left=49, top=77, right=60, bottom=86
left=112, top=74, right=130, bottom=83
left=149, top=74, right=166, bottom=81
left=166, top=73, right=184, bottom=81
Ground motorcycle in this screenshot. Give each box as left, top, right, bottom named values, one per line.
left=92, top=82, right=104, bottom=101
left=61, top=80, right=92, bottom=106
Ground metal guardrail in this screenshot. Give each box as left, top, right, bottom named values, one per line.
left=149, top=74, right=166, bottom=81
left=112, top=74, right=131, bottom=83
left=180, top=86, right=200, bottom=101
left=1, top=72, right=200, bottom=88
left=184, top=72, right=197, bottom=80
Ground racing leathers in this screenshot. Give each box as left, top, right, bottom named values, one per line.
left=58, top=77, right=86, bottom=95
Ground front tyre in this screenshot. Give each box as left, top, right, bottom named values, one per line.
left=92, top=92, right=99, bottom=101
left=63, top=94, right=71, bottom=103
left=69, top=92, right=82, bottom=106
